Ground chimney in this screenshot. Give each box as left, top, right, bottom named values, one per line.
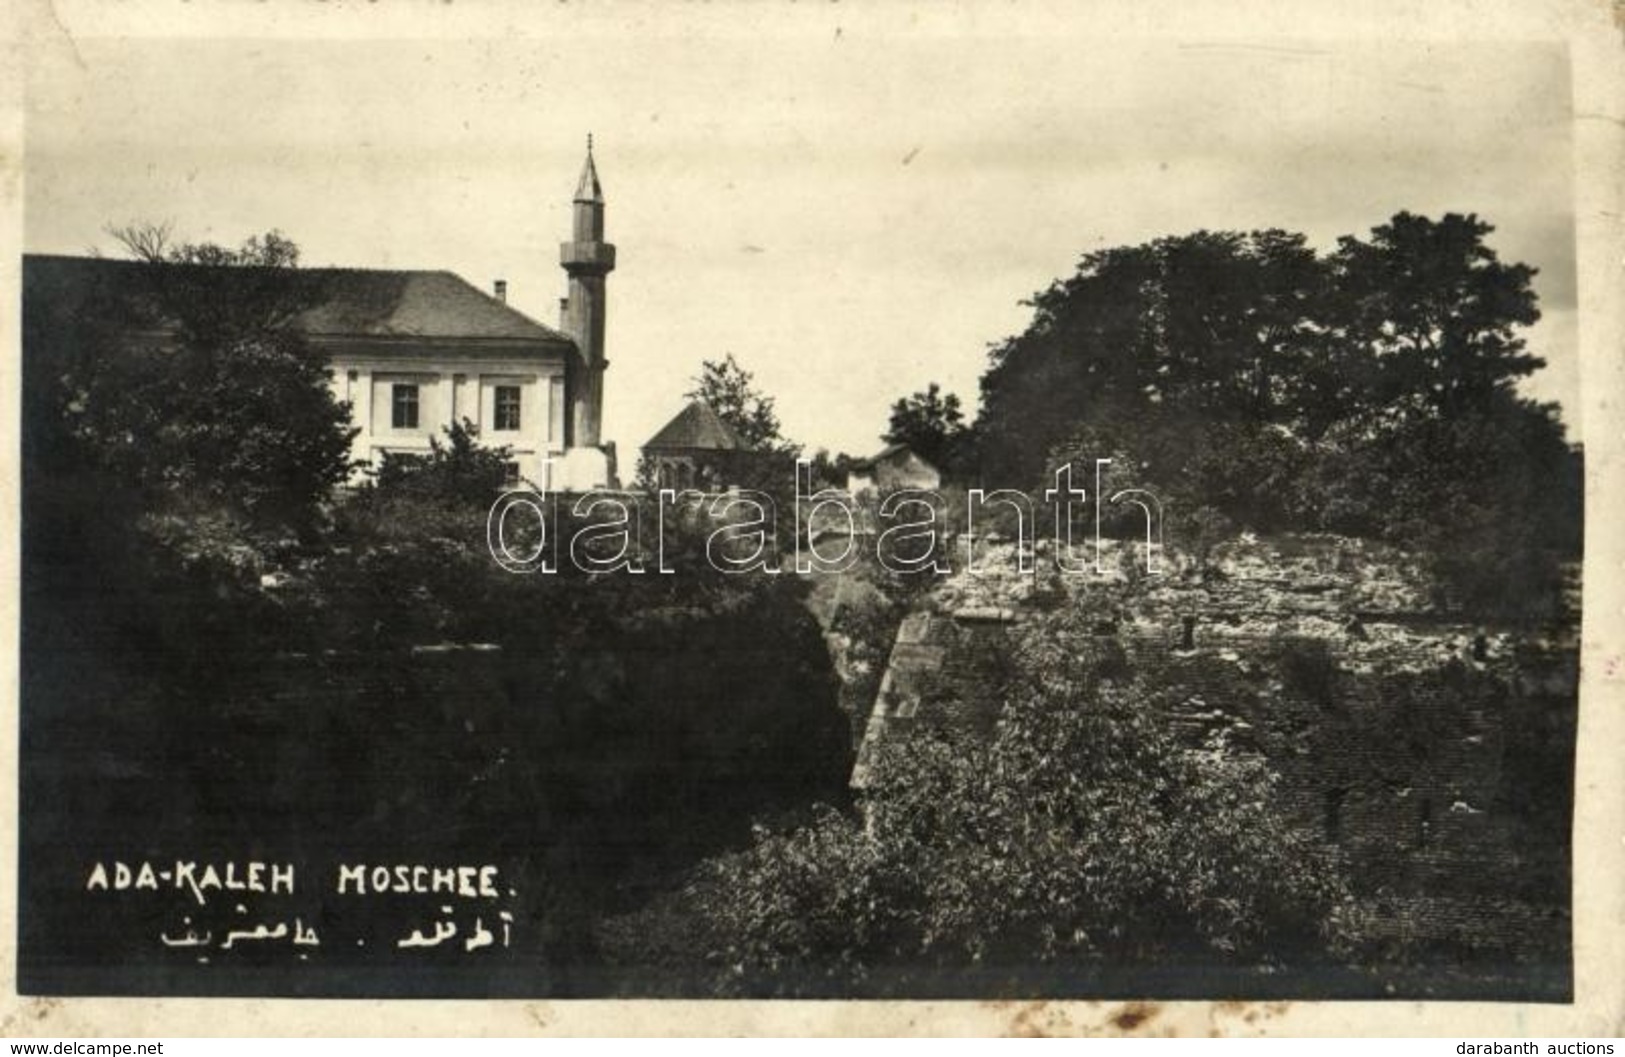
left=493, top=279, right=508, bottom=303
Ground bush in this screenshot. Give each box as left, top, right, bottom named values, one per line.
left=608, top=612, right=1355, bottom=994
left=371, top=418, right=512, bottom=509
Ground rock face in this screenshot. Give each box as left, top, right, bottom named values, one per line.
left=855, top=532, right=1578, bottom=977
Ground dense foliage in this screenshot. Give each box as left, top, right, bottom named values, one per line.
left=684, top=352, right=801, bottom=456
left=968, top=212, right=1579, bottom=619
left=606, top=613, right=1351, bottom=996
left=21, top=232, right=854, bottom=981
left=22, top=213, right=1576, bottom=994
left=883, top=382, right=973, bottom=479
left=29, top=228, right=357, bottom=531
left=373, top=418, right=515, bottom=506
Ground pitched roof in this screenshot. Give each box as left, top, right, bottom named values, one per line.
left=299, top=270, right=571, bottom=342
left=644, top=400, right=755, bottom=452
left=22, top=254, right=574, bottom=346
left=850, top=442, right=936, bottom=472
left=575, top=138, right=604, bottom=203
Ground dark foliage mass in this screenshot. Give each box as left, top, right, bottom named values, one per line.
left=883, top=382, right=973, bottom=480
left=372, top=418, right=515, bottom=508
left=684, top=352, right=800, bottom=457
left=20, top=233, right=851, bottom=989
left=19, top=212, right=1578, bottom=997
left=967, top=212, right=1579, bottom=620
left=25, top=229, right=356, bottom=532
left=602, top=616, right=1353, bottom=996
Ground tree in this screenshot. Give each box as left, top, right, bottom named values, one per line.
left=56, top=224, right=357, bottom=529
left=882, top=382, right=970, bottom=478
left=22, top=228, right=363, bottom=810
left=969, top=212, right=1576, bottom=614
left=975, top=228, right=1340, bottom=489
left=804, top=448, right=857, bottom=491
left=686, top=353, right=799, bottom=455
left=1329, top=211, right=1542, bottom=421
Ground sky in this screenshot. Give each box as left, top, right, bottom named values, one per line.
left=23, top=25, right=1578, bottom=458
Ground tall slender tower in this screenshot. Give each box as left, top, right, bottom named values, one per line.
left=560, top=135, right=616, bottom=449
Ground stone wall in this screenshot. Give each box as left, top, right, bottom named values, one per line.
left=853, top=532, right=1577, bottom=963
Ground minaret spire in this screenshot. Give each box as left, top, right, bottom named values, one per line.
left=575, top=133, right=603, bottom=203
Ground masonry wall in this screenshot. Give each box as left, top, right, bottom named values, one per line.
left=852, top=533, right=1578, bottom=967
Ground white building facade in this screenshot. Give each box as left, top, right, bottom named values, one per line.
left=319, top=140, right=617, bottom=492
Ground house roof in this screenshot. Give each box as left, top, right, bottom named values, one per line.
left=850, top=442, right=936, bottom=473
left=643, top=400, right=755, bottom=452
left=22, top=254, right=574, bottom=346
left=298, top=270, right=570, bottom=342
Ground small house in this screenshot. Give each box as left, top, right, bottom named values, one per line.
left=846, top=443, right=942, bottom=495
left=641, top=400, right=756, bottom=492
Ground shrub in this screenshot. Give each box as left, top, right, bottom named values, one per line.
left=608, top=612, right=1355, bottom=994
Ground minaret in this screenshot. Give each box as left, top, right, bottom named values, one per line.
left=560, top=135, right=616, bottom=449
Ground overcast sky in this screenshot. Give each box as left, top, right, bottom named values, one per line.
left=24, top=27, right=1577, bottom=456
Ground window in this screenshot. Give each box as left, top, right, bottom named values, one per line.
left=503, top=461, right=521, bottom=487
left=548, top=376, right=567, bottom=448
left=392, top=384, right=419, bottom=430
left=494, top=385, right=522, bottom=431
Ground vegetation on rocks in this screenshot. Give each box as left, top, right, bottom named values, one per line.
left=602, top=614, right=1354, bottom=996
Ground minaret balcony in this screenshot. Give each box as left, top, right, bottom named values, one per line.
left=560, top=242, right=617, bottom=271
